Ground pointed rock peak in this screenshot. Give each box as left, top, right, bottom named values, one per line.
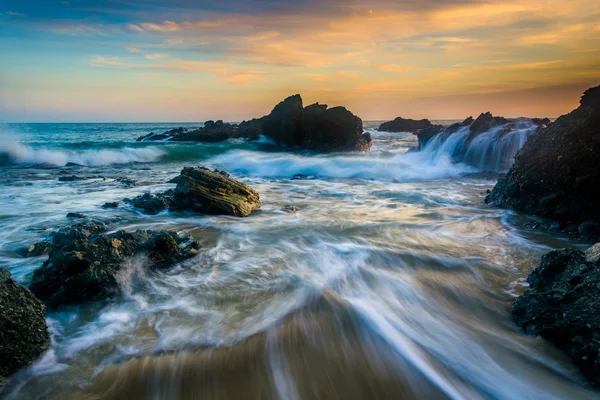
left=580, top=85, right=600, bottom=107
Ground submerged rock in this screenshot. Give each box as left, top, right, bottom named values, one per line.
left=66, top=212, right=86, bottom=219
left=513, top=245, right=600, bottom=386
left=170, top=167, right=260, bottom=217
left=58, top=175, right=84, bottom=182
left=29, top=221, right=200, bottom=307
left=101, top=202, right=119, bottom=209
left=124, top=190, right=174, bottom=215
left=486, top=85, right=600, bottom=231
left=378, top=117, right=432, bottom=133
left=0, top=268, right=51, bottom=386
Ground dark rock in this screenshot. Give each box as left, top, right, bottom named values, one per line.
left=579, top=222, right=600, bottom=240
left=137, top=127, right=184, bottom=142
left=170, top=167, right=260, bottom=217
left=378, top=117, right=432, bottom=133
left=0, top=268, right=51, bottom=384
left=414, top=125, right=444, bottom=149
left=301, top=103, right=371, bottom=152
left=25, top=242, right=52, bottom=257
left=168, top=176, right=180, bottom=184
left=283, top=205, right=300, bottom=213
left=532, top=117, right=551, bottom=127
left=101, top=202, right=119, bottom=209
left=125, top=190, right=174, bottom=215
left=263, top=94, right=305, bottom=147
left=115, top=177, right=136, bottom=187
left=486, top=85, right=600, bottom=229
left=461, top=171, right=501, bottom=180
left=29, top=223, right=199, bottom=307
left=58, top=175, right=84, bottom=182
left=137, top=120, right=263, bottom=144
left=513, top=245, right=600, bottom=386
left=66, top=212, right=86, bottom=219
left=469, top=112, right=509, bottom=137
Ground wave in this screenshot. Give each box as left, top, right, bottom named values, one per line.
left=0, top=135, right=165, bottom=167
left=420, top=121, right=537, bottom=171
left=208, top=149, right=475, bottom=182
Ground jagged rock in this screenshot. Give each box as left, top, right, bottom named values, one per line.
left=414, top=125, right=444, bottom=149
left=263, top=94, right=305, bottom=147
left=168, top=176, right=180, bottom=184
left=513, top=245, right=600, bottom=386
left=0, top=268, right=51, bottom=385
left=170, top=167, right=260, bottom=217
left=586, top=243, right=600, bottom=263
left=28, top=221, right=200, bottom=307
left=101, top=202, right=119, bottom=209
left=137, top=120, right=263, bottom=143
left=137, top=127, right=184, bottom=142
left=124, top=190, right=174, bottom=215
left=66, top=212, right=86, bottom=219
left=378, top=117, right=432, bottom=133
left=486, top=85, right=600, bottom=230
left=301, top=103, right=371, bottom=152
left=25, top=242, right=52, bottom=257
left=469, top=112, right=509, bottom=137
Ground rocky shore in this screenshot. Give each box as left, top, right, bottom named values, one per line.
left=137, top=94, right=371, bottom=152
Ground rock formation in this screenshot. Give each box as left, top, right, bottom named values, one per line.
left=125, top=190, right=174, bottom=215
left=378, top=117, right=432, bottom=133
left=486, top=85, right=600, bottom=232
left=170, top=167, right=260, bottom=217
left=29, top=221, right=200, bottom=307
left=513, top=244, right=600, bottom=386
left=137, top=120, right=262, bottom=143
left=0, top=268, right=51, bottom=388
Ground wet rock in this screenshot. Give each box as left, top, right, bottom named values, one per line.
left=29, top=222, right=200, bottom=307
left=25, top=241, right=52, bottom=257
left=378, top=117, right=431, bottom=133
left=283, top=205, right=300, bottom=213
left=66, top=212, right=86, bottom=219
left=263, top=94, right=305, bottom=147
left=101, top=202, right=119, bottom=209
left=513, top=245, right=600, bottom=387
left=486, top=85, right=600, bottom=231
left=58, top=175, right=84, bottom=182
left=125, top=190, right=174, bottom=215
left=469, top=112, right=509, bottom=137
left=137, top=127, right=184, bottom=142
left=586, top=243, right=600, bottom=264
left=168, top=176, right=180, bottom=184
left=301, top=103, right=371, bottom=152
left=0, top=268, right=51, bottom=385
left=137, top=120, right=262, bottom=143
left=170, top=167, right=260, bottom=217
left=579, top=222, right=600, bottom=240
left=115, top=177, right=136, bottom=187
left=461, top=171, right=501, bottom=180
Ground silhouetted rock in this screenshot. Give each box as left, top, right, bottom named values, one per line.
left=263, top=94, right=305, bottom=147
left=486, top=85, right=600, bottom=231
left=29, top=221, right=199, bottom=307
left=137, top=127, right=184, bottom=142
left=170, top=167, right=260, bottom=217
left=0, top=268, right=51, bottom=386
left=301, top=103, right=371, bottom=152
left=137, top=120, right=264, bottom=143
left=468, top=112, right=509, bottom=139
left=513, top=244, right=600, bottom=386
left=378, top=117, right=432, bottom=133
left=125, top=190, right=174, bottom=215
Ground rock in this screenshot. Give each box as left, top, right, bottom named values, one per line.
left=579, top=222, right=600, bottom=240
left=25, top=242, right=52, bottom=257
left=0, top=268, right=51, bottom=385
left=486, top=85, right=600, bottom=230
left=170, top=167, right=260, bottom=217
left=137, top=120, right=263, bottom=143
left=585, top=243, right=600, bottom=263
left=301, top=103, right=371, bottom=152
left=101, top=202, right=119, bottom=209
left=137, top=127, right=184, bottom=142
left=414, top=125, right=444, bottom=149
left=469, top=112, right=509, bottom=137
left=66, top=212, right=86, bottom=219
left=58, top=175, right=84, bottom=182
left=115, top=177, right=136, bottom=187
left=262, top=94, right=305, bottom=147
left=461, top=171, right=501, bottom=180
left=513, top=246, right=600, bottom=386
left=283, top=205, right=300, bottom=213
left=378, top=117, right=432, bottom=133
left=168, top=176, right=180, bottom=184
left=125, top=190, right=174, bottom=215
left=28, top=222, right=200, bottom=307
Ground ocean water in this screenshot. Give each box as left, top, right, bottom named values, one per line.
left=0, top=122, right=598, bottom=399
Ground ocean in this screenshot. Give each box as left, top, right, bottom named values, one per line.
left=0, top=122, right=596, bottom=399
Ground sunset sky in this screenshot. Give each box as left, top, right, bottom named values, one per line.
left=1, top=0, right=599, bottom=122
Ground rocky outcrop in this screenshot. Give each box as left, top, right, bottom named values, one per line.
left=170, top=167, right=260, bottom=217
left=0, top=268, right=51, bottom=387
left=513, top=244, right=600, bottom=386
left=137, top=120, right=262, bottom=143
left=125, top=190, right=174, bottom=215
left=25, top=241, right=52, bottom=257
left=301, top=103, right=371, bottom=152
left=469, top=112, right=509, bottom=137
left=137, top=95, right=370, bottom=152
left=378, top=117, right=432, bottom=133
left=486, top=85, right=600, bottom=230
left=29, top=221, right=200, bottom=307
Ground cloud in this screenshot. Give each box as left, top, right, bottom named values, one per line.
left=141, top=20, right=180, bottom=32
left=91, top=56, right=123, bottom=66
left=127, top=24, right=146, bottom=33
left=378, top=64, right=411, bottom=73
left=127, top=46, right=142, bottom=53
left=144, top=53, right=168, bottom=60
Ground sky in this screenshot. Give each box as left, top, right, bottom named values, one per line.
left=1, top=0, right=599, bottom=122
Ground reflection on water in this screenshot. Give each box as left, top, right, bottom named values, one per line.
left=0, top=125, right=598, bottom=399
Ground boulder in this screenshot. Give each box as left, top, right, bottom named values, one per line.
left=486, top=85, right=600, bottom=229
left=101, top=202, right=119, bottom=209
left=513, top=245, right=600, bottom=386
left=0, top=268, right=51, bottom=386
left=66, top=212, right=86, bottom=219
left=170, top=167, right=260, bottom=217
left=262, top=94, right=305, bottom=147
left=301, top=103, right=371, bottom=152
left=378, top=117, right=432, bottom=133
left=469, top=112, right=509, bottom=136
left=28, top=221, right=199, bottom=307
left=124, top=190, right=174, bottom=215
left=25, top=241, right=52, bottom=257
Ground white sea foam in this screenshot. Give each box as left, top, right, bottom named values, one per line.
left=0, top=134, right=164, bottom=167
